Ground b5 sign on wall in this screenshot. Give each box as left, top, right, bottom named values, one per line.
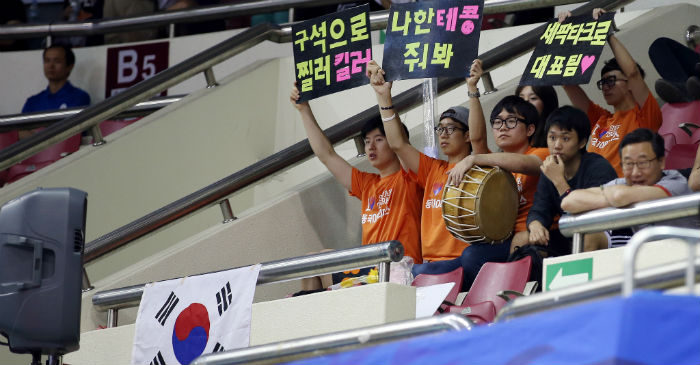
left=105, top=41, right=169, bottom=98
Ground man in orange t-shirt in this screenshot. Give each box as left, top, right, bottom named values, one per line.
left=368, top=60, right=496, bottom=289
left=561, top=9, right=662, bottom=176
left=447, top=95, right=548, bottom=255
left=290, top=84, right=422, bottom=291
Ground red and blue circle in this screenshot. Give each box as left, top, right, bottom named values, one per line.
left=172, top=303, right=210, bottom=365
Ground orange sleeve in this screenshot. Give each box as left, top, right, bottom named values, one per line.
left=639, top=91, right=663, bottom=131
left=416, top=153, right=433, bottom=188
left=350, top=168, right=369, bottom=198
left=587, top=101, right=610, bottom=128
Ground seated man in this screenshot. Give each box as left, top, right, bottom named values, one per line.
left=560, top=9, right=662, bottom=176
left=562, top=128, right=698, bottom=250
left=290, top=83, right=423, bottom=290
left=526, top=106, right=618, bottom=254
left=367, top=60, right=491, bottom=289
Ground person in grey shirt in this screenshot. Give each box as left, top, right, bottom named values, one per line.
left=562, top=128, right=698, bottom=250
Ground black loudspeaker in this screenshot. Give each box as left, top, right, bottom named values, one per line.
left=0, top=187, right=87, bottom=364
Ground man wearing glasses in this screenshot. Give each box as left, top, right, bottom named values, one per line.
left=561, top=9, right=662, bottom=177
left=367, top=60, right=491, bottom=290
left=562, top=128, right=696, bottom=250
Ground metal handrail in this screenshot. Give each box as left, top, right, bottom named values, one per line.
left=92, top=240, right=403, bottom=312
left=496, top=256, right=700, bottom=321
left=559, top=193, right=700, bottom=253
left=0, top=0, right=586, bottom=40
left=191, top=314, right=472, bottom=365
left=78, top=0, right=628, bottom=262
left=0, top=95, right=184, bottom=132
left=622, top=226, right=700, bottom=296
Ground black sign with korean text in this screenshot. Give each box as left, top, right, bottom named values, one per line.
left=519, top=12, right=615, bottom=86
left=292, top=4, right=372, bottom=102
left=382, top=0, right=484, bottom=81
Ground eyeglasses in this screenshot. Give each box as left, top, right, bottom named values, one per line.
left=596, top=75, right=628, bottom=90
left=434, top=126, right=465, bottom=135
left=490, top=117, right=524, bottom=130
left=621, top=157, right=658, bottom=170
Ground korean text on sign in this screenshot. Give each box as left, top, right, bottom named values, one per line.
left=382, top=0, right=484, bottom=81
left=292, top=4, right=372, bottom=102
left=519, top=12, right=615, bottom=86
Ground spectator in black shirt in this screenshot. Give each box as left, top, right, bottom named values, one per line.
left=526, top=106, right=617, bottom=255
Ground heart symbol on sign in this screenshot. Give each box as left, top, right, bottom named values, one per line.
left=581, top=55, right=596, bottom=74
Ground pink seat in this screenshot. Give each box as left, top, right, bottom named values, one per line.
left=99, top=118, right=139, bottom=137
left=0, top=131, right=19, bottom=186
left=665, top=143, right=698, bottom=170
left=412, top=267, right=463, bottom=314
left=446, top=256, right=532, bottom=325
left=5, top=132, right=81, bottom=184
left=659, top=101, right=700, bottom=153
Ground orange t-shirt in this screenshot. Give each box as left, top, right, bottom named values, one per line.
left=350, top=168, right=423, bottom=263
left=415, top=154, right=469, bottom=262
left=587, top=91, right=663, bottom=176
left=512, top=147, right=549, bottom=233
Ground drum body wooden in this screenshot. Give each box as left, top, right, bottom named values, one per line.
left=441, top=165, right=518, bottom=244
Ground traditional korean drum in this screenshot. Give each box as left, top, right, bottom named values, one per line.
left=441, top=165, right=518, bottom=243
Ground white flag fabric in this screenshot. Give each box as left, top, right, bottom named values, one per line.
left=131, top=264, right=261, bottom=365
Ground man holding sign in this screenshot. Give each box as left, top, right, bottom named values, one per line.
left=560, top=8, right=662, bottom=176
left=367, top=60, right=491, bottom=289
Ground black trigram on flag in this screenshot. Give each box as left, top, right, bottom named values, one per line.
left=155, top=291, right=179, bottom=326
left=216, top=281, right=232, bottom=316
left=212, top=342, right=225, bottom=352
left=150, top=351, right=166, bottom=365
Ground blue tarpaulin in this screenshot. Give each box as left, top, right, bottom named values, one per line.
left=285, top=291, right=700, bottom=365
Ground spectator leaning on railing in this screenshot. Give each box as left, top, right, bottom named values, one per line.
left=561, top=128, right=699, bottom=250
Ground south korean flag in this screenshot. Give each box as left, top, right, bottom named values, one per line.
left=131, top=264, right=261, bottom=365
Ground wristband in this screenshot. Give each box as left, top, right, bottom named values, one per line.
left=467, top=89, right=480, bottom=98
left=380, top=105, right=394, bottom=110
left=381, top=113, right=396, bottom=122
left=559, top=188, right=571, bottom=200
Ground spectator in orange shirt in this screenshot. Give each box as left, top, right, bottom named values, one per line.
left=561, top=8, right=662, bottom=176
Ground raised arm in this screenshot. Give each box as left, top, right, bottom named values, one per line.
left=467, top=59, right=489, bottom=154
left=594, top=8, right=650, bottom=106
left=290, top=85, right=352, bottom=190
left=367, top=60, right=421, bottom=173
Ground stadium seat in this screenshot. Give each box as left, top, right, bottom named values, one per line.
left=99, top=118, right=139, bottom=137
left=665, top=143, right=698, bottom=170
left=5, top=132, right=81, bottom=184
left=0, top=131, right=19, bottom=186
left=446, top=257, right=532, bottom=324
left=412, top=267, right=463, bottom=314
left=659, top=100, right=700, bottom=153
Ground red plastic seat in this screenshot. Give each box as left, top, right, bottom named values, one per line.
left=0, top=131, right=19, bottom=186
left=447, top=257, right=532, bottom=325
left=665, top=143, right=698, bottom=170
left=412, top=267, right=463, bottom=314
left=99, top=118, right=139, bottom=137
left=5, top=132, right=81, bottom=184
left=659, top=100, right=700, bottom=153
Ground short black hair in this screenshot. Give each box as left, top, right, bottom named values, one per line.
left=619, top=128, right=665, bottom=158
left=361, top=116, right=409, bottom=140
left=490, top=95, right=540, bottom=143
left=544, top=106, right=590, bottom=151
left=600, top=58, right=646, bottom=79
left=515, top=85, right=559, bottom=148
left=43, top=44, right=76, bottom=67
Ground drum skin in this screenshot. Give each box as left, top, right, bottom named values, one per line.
left=441, top=165, right=518, bottom=244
